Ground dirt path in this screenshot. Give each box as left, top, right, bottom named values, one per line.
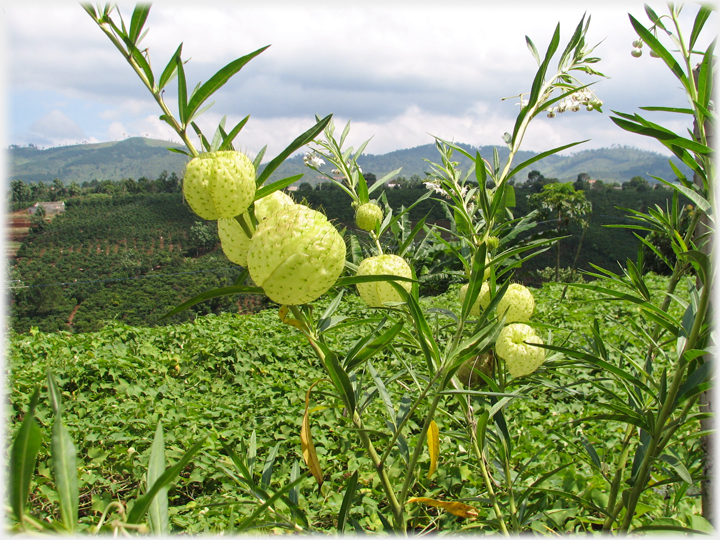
left=67, top=303, right=82, bottom=327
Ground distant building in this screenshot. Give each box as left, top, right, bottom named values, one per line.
left=28, top=201, right=65, bottom=215
left=286, top=185, right=299, bottom=192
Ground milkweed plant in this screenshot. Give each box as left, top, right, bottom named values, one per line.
left=8, top=2, right=714, bottom=535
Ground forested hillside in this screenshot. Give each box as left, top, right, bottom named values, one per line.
left=8, top=173, right=687, bottom=334
left=8, top=137, right=692, bottom=187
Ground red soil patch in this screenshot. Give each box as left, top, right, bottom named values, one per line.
left=67, top=303, right=81, bottom=326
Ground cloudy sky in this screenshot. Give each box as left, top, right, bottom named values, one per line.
left=3, top=1, right=716, bottom=160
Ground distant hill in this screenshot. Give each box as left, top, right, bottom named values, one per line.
left=7, top=137, right=692, bottom=186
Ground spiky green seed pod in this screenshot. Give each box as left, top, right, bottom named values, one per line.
left=495, top=323, right=545, bottom=377
left=355, top=203, right=383, bottom=231
left=255, top=190, right=294, bottom=222
left=218, top=217, right=252, bottom=266
left=183, top=151, right=256, bottom=220
left=496, top=283, right=535, bottom=323
left=458, top=282, right=491, bottom=317
left=218, top=192, right=296, bottom=266
left=247, top=204, right=345, bottom=305
left=356, top=254, right=412, bottom=307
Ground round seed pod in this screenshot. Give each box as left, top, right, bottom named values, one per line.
left=458, top=282, right=491, bottom=317
left=355, top=203, right=383, bottom=231
left=254, top=190, right=294, bottom=222
left=356, top=254, right=412, bottom=307
left=496, top=283, right=535, bottom=323
left=247, top=204, right=346, bottom=305
left=183, top=151, right=256, bottom=220
left=495, top=323, right=545, bottom=377
left=456, top=351, right=494, bottom=388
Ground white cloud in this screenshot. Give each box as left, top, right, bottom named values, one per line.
left=26, top=109, right=86, bottom=146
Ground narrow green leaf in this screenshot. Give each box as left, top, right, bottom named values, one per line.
left=147, top=422, right=169, bottom=536
left=658, top=454, right=693, bottom=484
left=158, top=43, right=182, bottom=91
left=506, top=141, right=587, bottom=180
left=160, top=284, right=264, bottom=319
left=252, top=146, right=267, bottom=172
left=289, top=460, right=301, bottom=506
left=337, top=471, right=359, bottom=534
left=47, top=371, right=78, bottom=532
left=254, top=175, right=303, bottom=200
left=261, top=442, right=281, bottom=487
left=256, top=114, right=332, bottom=187
left=186, top=45, right=270, bottom=123
left=639, top=106, right=694, bottom=114
left=689, top=6, right=713, bottom=51
left=129, top=4, right=151, bottom=45
left=176, top=56, right=188, bottom=125
left=10, top=385, right=42, bottom=524
left=126, top=436, right=207, bottom=524
left=525, top=35, right=541, bottom=65
left=335, top=274, right=414, bottom=288
left=219, top=115, right=251, bottom=151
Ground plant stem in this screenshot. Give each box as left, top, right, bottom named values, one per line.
left=602, top=424, right=635, bottom=531
left=619, top=278, right=711, bottom=531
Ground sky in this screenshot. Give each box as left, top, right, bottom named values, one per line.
left=2, top=1, right=717, bottom=161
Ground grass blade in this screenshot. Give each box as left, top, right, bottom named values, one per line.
left=147, top=421, right=169, bottom=536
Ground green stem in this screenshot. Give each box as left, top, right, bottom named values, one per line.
left=92, top=19, right=199, bottom=157
left=619, top=279, right=711, bottom=531
left=468, top=419, right=510, bottom=536
left=602, top=424, right=635, bottom=531
left=398, top=394, right=442, bottom=508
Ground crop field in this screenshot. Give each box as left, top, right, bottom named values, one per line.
left=7, top=275, right=709, bottom=534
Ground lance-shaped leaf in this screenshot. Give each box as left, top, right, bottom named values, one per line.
left=301, top=380, right=325, bottom=487
left=160, top=284, right=264, bottom=319
left=10, top=385, right=42, bottom=525
left=256, top=114, right=332, bottom=187
left=254, top=175, right=303, bottom=201
left=337, top=471, right=359, bottom=534
left=427, top=420, right=440, bottom=478
left=185, top=46, right=269, bottom=124
left=47, top=370, right=78, bottom=532
left=147, top=422, right=169, bottom=536
left=407, top=497, right=479, bottom=519
left=126, top=436, right=207, bottom=524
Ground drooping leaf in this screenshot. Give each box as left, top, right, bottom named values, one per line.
left=301, top=380, right=325, bottom=487
left=10, top=385, right=42, bottom=525
left=407, top=497, right=479, bottom=519
left=427, top=420, right=440, bottom=479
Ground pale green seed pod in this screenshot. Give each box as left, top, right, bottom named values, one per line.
left=183, top=151, right=256, bottom=220
left=356, top=254, right=412, bottom=307
left=218, top=191, right=295, bottom=267
left=218, top=217, right=252, bottom=266
left=255, top=190, right=294, bottom=222
left=459, top=282, right=491, bottom=317
left=495, top=323, right=545, bottom=377
left=355, top=203, right=383, bottom=231
left=496, top=283, right=535, bottom=323
left=247, top=204, right=345, bottom=305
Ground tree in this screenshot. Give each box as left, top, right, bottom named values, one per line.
left=526, top=170, right=558, bottom=193
left=573, top=172, right=591, bottom=191
left=623, top=175, right=650, bottom=191
left=190, top=221, right=217, bottom=256
left=298, top=182, right=313, bottom=192
left=67, top=181, right=82, bottom=197
left=529, top=182, right=592, bottom=282
left=10, top=180, right=31, bottom=202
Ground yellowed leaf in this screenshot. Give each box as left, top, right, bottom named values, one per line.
left=301, top=381, right=324, bottom=487
left=407, top=497, right=479, bottom=519
left=427, top=420, right=439, bottom=479
left=279, top=305, right=304, bottom=330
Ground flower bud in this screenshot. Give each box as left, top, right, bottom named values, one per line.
left=356, top=254, right=412, bottom=307
left=632, top=39, right=643, bottom=48
left=631, top=48, right=643, bottom=58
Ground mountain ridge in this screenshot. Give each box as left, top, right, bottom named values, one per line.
left=7, top=136, right=691, bottom=186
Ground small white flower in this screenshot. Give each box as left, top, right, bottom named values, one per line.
left=331, top=168, right=342, bottom=175
left=547, top=110, right=556, bottom=118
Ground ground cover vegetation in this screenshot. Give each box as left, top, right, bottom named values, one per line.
left=7, top=2, right=714, bottom=536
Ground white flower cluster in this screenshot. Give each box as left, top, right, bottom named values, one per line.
left=303, top=151, right=325, bottom=168
left=423, top=180, right=468, bottom=199
left=631, top=38, right=660, bottom=58
left=546, top=89, right=603, bottom=118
